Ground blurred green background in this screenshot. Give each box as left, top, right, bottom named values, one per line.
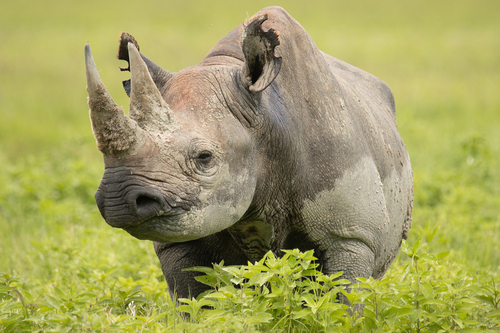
left=1, top=0, right=499, bottom=283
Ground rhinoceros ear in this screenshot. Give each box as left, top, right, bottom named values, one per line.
left=117, top=32, right=173, bottom=97
left=241, top=14, right=282, bottom=93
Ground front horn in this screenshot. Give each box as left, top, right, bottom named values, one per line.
left=85, top=44, right=143, bottom=156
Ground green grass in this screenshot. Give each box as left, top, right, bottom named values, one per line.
left=1, top=0, right=499, bottom=331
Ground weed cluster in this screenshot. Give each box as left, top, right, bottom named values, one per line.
left=2, top=240, right=500, bottom=332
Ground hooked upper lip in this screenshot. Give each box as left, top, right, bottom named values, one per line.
left=126, top=205, right=186, bottom=228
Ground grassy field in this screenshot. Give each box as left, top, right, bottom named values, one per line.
left=1, top=0, right=499, bottom=331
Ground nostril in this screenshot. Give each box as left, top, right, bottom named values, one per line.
left=136, top=195, right=159, bottom=209
left=132, top=192, right=168, bottom=220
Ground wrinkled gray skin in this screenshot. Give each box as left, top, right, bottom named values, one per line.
left=85, top=6, right=413, bottom=300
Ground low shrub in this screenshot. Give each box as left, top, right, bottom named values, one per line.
left=2, top=238, right=499, bottom=332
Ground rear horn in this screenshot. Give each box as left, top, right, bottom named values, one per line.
left=127, top=43, right=176, bottom=132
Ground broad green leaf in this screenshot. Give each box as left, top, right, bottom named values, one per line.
left=380, top=298, right=401, bottom=308
left=45, top=295, right=61, bottom=311
left=401, top=240, right=411, bottom=255
left=248, top=272, right=274, bottom=286
left=419, top=253, right=438, bottom=262
left=206, top=292, right=228, bottom=300
left=486, top=309, right=500, bottom=318
left=245, top=311, right=273, bottom=325
left=452, top=316, right=464, bottom=329
left=127, top=296, right=153, bottom=305
left=475, top=295, right=495, bottom=307
left=291, top=308, right=312, bottom=320
left=412, top=238, right=423, bottom=254
left=53, top=285, right=66, bottom=299
left=203, top=309, right=230, bottom=320
left=194, top=275, right=218, bottom=287
left=437, top=251, right=450, bottom=259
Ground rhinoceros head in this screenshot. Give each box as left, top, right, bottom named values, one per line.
left=85, top=16, right=281, bottom=243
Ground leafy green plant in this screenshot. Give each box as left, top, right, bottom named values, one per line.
left=2, top=237, right=500, bottom=332
left=183, top=249, right=350, bottom=332
left=172, top=241, right=500, bottom=332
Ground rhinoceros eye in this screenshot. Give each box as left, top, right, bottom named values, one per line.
left=190, top=141, right=217, bottom=175
left=196, top=151, right=213, bottom=165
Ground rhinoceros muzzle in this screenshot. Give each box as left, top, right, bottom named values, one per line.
left=95, top=177, right=192, bottom=229
left=95, top=187, right=162, bottom=226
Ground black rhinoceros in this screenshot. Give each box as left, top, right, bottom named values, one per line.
left=85, top=6, right=413, bottom=300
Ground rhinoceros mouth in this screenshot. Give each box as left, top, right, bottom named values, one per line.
left=125, top=198, right=185, bottom=228
left=123, top=218, right=171, bottom=242
left=122, top=214, right=198, bottom=243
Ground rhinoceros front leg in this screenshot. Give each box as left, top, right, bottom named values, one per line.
left=318, top=239, right=375, bottom=306
left=320, top=238, right=375, bottom=283
left=153, top=230, right=248, bottom=300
